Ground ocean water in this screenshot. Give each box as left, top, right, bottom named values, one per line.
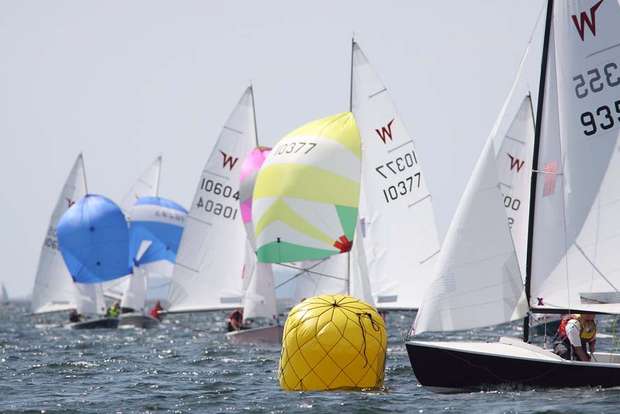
left=2, top=302, right=620, bottom=413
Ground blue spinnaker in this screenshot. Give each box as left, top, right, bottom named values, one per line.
left=128, top=196, right=187, bottom=266
left=57, top=194, right=130, bottom=283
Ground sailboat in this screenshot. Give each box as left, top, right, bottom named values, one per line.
left=1, top=283, right=9, bottom=305
left=406, top=0, right=620, bottom=391
left=167, top=87, right=256, bottom=314
left=57, top=194, right=131, bottom=329
left=103, top=156, right=163, bottom=301
left=31, top=154, right=106, bottom=321
left=119, top=196, right=188, bottom=328
left=350, top=40, right=441, bottom=310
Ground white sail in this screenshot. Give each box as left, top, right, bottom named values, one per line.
left=121, top=266, right=148, bottom=313
left=74, top=283, right=106, bottom=315
left=120, top=155, right=162, bottom=213
left=414, top=139, right=528, bottom=334
left=349, top=221, right=375, bottom=306
left=351, top=42, right=440, bottom=310
left=493, top=95, right=536, bottom=276
left=31, top=154, right=105, bottom=315
left=243, top=262, right=277, bottom=321
left=168, top=87, right=255, bottom=312
left=530, top=0, right=620, bottom=313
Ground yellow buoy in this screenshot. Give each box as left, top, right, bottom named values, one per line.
left=279, top=294, right=387, bottom=391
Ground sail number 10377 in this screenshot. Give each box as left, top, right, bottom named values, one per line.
left=382, top=174, right=421, bottom=203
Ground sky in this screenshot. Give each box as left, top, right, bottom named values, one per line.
left=0, top=0, right=545, bottom=298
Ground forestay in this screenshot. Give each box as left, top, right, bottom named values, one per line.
left=168, top=87, right=255, bottom=312
left=414, top=140, right=528, bottom=334
left=351, top=42, right=440, bottom=310
left=31, top=154, right=105, bottom=315
left=253, top=112, right=361, bottom=263
left=530, top=0, right=620, bottom=313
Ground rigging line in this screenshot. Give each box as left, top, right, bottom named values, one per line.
left=574, top=243, right=619, bottom=292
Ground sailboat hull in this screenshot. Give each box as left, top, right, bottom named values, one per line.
left=226, top=325, right=283, bottom=345
left=69, top=317, right=119, bottom=330
left=406, top=339, right=620, bottom=392
left=118, top=313, right=160, bottom=329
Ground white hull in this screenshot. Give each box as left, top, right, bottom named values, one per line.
left=226, top=325, right=283, bottom=345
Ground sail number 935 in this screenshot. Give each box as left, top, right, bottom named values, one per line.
left=580, top=99, right=620, bottom=136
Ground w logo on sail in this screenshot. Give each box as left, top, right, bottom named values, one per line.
left=66, top=198, right=75, bottom=208
left=220, top=151, right=239, bottom=170
left=571, top=0, right=603, bottom=41
left=375, top=119, right=395, bottom=144
left=507, top=153, right=525, bottom=172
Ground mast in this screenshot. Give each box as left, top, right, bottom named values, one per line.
left=250, top=84, right=259, bottom=147
left=523, top=0, right=554, bottom=342
left=347, top=37, right=355, bottom=296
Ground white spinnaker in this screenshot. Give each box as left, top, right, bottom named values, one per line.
left=493, top=95, right=535, bottom=276
left=530, top=0, right=620, bottom=313
left=31, top=154, right=105, bottom=315
left=168, top=87, right=255, bottom=312
left=414, top=139, right=528, bottom=334
left=351, top=42, right=440, bottom=310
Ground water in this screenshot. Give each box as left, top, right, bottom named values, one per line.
left=2, top=303, right=620, bottom=413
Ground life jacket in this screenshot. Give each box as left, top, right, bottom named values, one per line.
left=556, top=314, right=596, bottom=342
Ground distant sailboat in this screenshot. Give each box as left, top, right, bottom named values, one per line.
left=104, top=156, right=163, bottom=301
left=57, top=194, right=131, bottom=329
left=407, top=0, right=620, bottom=391
left=31, top=154, right=106, bottom=318
left=167, top=87, right=256, bottom=313
left=1, top=283, right=9, bottom=305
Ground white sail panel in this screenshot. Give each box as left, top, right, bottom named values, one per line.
left=414, top=140, right=528, bottom=334
left=493, top=95, right=535, bottom=276
left=349, top=221, right=375, bottom=307
left=243, top=262, right=277, bottom=321
left=351, top=42, right=440, bottom=309
left=530, top=1, right=620, bottom=312
left=120, top=156, right=162, bottom=213
left=121, top=266, right=148, bottom=313
left=31, top=154, right=104, bottom=314
left=168, top=88, right=255, bottom=312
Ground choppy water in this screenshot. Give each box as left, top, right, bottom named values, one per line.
left=2, top=303, right=620, bottom=413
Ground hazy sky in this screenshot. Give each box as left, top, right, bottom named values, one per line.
left=0, top=0, right=545, bottom=297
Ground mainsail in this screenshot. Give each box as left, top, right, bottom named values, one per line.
left=167, top=87, right=255, bottom=312
left=31, top=154, right=105, bottom=315
left=120, top=156, right=162, bottom=214
left=351, top=41, right=440, bottom=310
left=529, top=0, right=620, bottom=313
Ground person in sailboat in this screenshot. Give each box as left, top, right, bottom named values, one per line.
left=106, top=301, right=121, bottom=318
left=553, top=314, right=597, bottom=362
left=149, top=300, right=164, bottom=321
left=227, top=308, right=245, bottom=332
left=68, top=309, right=83, bottom=323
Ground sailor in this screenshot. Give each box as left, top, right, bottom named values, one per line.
left=68, top=309, right=82, bottom=323
left=227, top=308, right=244, bottom=332
left=149, top=300, right=164, bottom=321
left=106, top=301, right=121, bottom=318
left=553, top=313, right=597, bottom=361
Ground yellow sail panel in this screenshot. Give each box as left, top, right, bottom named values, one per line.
left=253, top=112, right=361, bottom=263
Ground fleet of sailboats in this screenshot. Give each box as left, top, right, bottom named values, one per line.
left=18, top=0, right=620, bottom=394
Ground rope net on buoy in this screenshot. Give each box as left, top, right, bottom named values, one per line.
left=279, top=294, right=387, bottom=391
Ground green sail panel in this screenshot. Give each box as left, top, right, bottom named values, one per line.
left=253, top=112, right=362, bottom=263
